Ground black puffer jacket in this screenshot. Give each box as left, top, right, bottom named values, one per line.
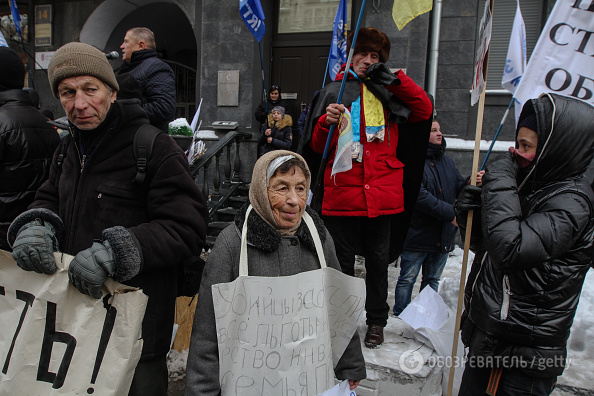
left=18, top=99, right=208, bottom=360
left=461, top=94, right=594, bottom=377
left=0, top=89, right=60, bottom=250
left=119, top=49, right=176, bottom=132
left=403, top=140, right=466, bottom=253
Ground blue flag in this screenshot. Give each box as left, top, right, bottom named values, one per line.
left=9, top=0, right=22, bottom=38
left=329, top=0, right=348, bottom=81
left=240, top=0, right=266, bottom=42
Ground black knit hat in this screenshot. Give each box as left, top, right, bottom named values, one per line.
left=0, top=47, right=26, bottom=90
left=518, top=102, right=538, bottom=132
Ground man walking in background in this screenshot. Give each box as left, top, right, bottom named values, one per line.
left=119, top=27, right=176, bottom=132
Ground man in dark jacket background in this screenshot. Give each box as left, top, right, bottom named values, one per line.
left=455, top=94, right=594, bottom=395
left=0, top=47, right=60, bottom=251
left=392, top=119, right=482, bottom=315
left=119, top=27, right=176, bottom=132
left=7, top=42, right=208, bottom=396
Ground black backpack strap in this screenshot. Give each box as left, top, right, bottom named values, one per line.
left=133, top=124, right=162, bottom=184
left=55, top=136, right=71, bottom=185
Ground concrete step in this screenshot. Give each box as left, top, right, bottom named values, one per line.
left=215, top=207, right=238, bottom=222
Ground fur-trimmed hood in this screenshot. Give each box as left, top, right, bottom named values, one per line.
left=266, top=113, right=293, bottom=129
left=234, top=204, right=326, bottom=253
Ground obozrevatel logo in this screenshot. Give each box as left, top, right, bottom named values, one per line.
left=399, top=350, right=425, bottom=374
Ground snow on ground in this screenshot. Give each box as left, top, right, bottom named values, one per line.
left=167, top=246, right=594, bottom=394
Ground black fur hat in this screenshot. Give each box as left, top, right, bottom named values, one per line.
left=347, top=27, right=391, bottom=63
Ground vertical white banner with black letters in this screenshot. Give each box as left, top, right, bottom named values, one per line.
left=514, top=0, right=594, bottom=111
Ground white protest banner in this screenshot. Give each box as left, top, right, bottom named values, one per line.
left=0, top=251, right=147, bottom=395
left=470, top=0, right=492, bottom=106
left=212, top=267, right=365, bottom=396
left=514, top=0, right=594, bottom=110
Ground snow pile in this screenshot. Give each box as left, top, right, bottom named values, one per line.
left=195, top=130, right=219, bottom=139
left=167, top=349, right=188, bottom=382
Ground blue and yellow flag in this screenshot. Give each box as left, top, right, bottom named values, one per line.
left=331, top=109, right=354, bottom=178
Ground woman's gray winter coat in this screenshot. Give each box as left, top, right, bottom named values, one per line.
left=185, top=206, right=366, bottom=395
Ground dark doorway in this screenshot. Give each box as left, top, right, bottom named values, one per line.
left=271, top=46, right=329, bottom=123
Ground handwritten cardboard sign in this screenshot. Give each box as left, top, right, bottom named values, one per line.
left=213, top=267, right=365, bottom=396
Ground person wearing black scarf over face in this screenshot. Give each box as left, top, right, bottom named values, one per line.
left=455, top=94, right=594, bottom=395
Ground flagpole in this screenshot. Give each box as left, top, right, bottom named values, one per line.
left=310, top=0, right=367, bottom=212
left=258, top=42, right=267, bottom=113
left=480, top=96, right=514, bottom=171
left=322, top=51, right=331, bottom=89
left=447, top=1, right=494, bottom=394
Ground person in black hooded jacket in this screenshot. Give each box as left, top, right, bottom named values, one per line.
left=0, top=47, right=60, bottom=251
left=455, top=94, right=594, bottom=395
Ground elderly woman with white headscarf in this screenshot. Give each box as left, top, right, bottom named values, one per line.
left=185, top=150, right=366, bottom=396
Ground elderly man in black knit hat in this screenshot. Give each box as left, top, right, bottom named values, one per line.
left=7, top=42, right=208, bottom=396
left=0, top=47, right=60, bottom=251
left=298, top=27, right=433, bottom=348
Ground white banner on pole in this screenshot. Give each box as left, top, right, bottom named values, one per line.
left=514, top=0, right=594, bottom=112
left=470, top=0, right=492, bottom=106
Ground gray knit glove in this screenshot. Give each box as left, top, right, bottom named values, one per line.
left=11, top=219, right=59, bottom=274
left=69, top=240, right=116, bottom=299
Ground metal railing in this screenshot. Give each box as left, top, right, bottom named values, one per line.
left=191, top=131, right=251, bottom=220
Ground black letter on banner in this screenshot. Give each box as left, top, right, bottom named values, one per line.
left=571, top=0, right=594, bottom=12
left=571, top=74, right=594, bottom=100
left=87, top=295, right=118, bottom=394
left=37, top=301, right=76, bottom=389
left=549, top=23, right=573, bottom=46
left=2, top=290, right=35, bottom=374
left=545, top=68, right=572, bottom=92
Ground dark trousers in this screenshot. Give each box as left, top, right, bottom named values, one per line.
left=128, top=355, right=169, bottom=396
left=459, top=364, right=557, bottom=396
left=324, top=215, right=391, bottom=327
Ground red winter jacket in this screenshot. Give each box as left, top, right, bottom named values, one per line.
left=310, top=69, right=432, bottom=218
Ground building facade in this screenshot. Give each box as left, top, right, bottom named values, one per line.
left=2, top=0, right=556, bottom=178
